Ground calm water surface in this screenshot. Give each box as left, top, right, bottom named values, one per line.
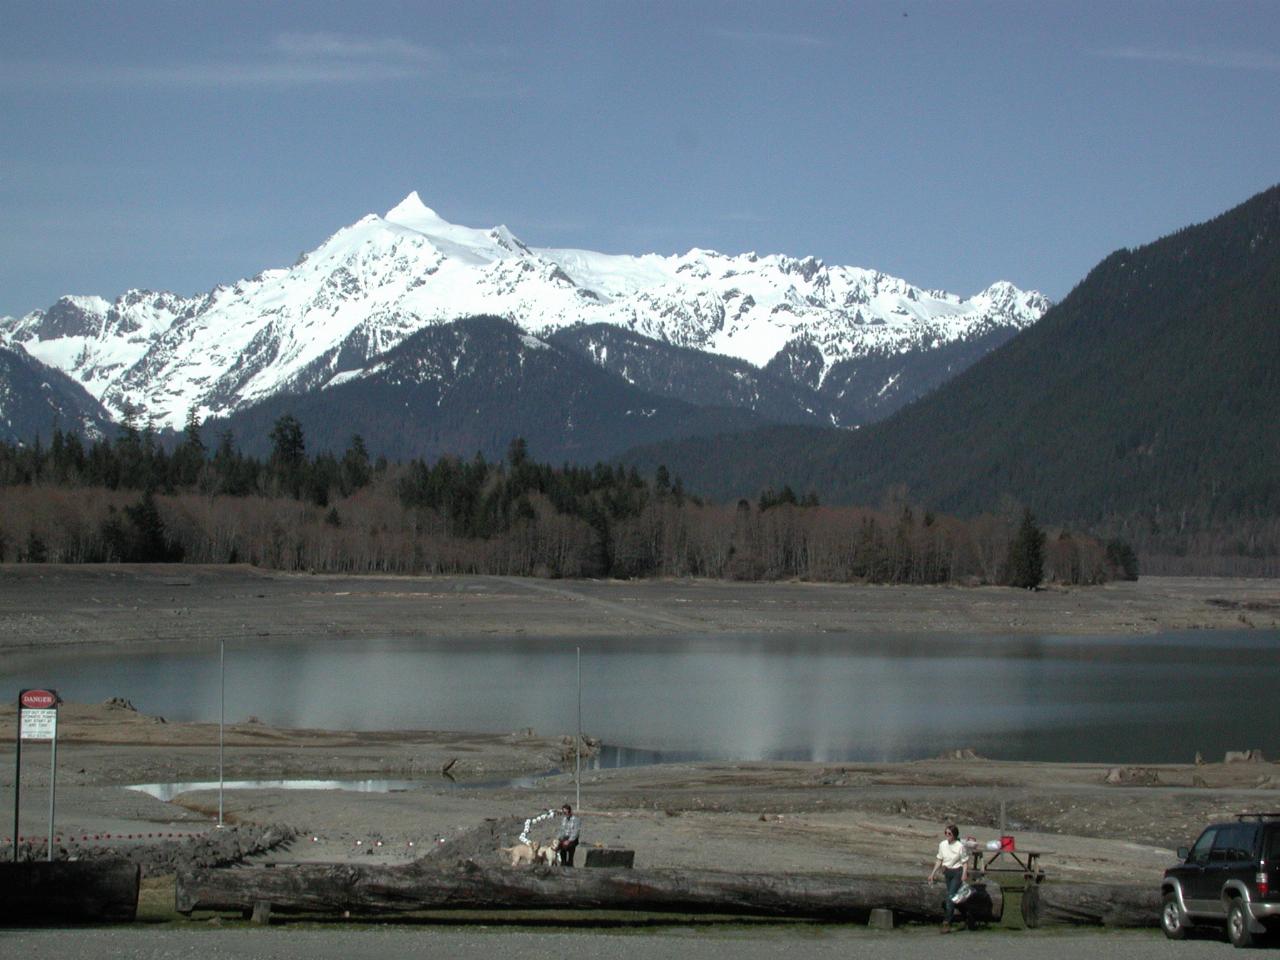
left=2, top=630, right=1275, bottom=764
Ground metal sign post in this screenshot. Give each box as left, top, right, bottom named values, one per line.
left=11, top=693, right=19, bottom=863
left=47, top=727, right=57, bottom=861
left=14, top=688, right=59, bottom=862
left=575, top=647, right=581, bottom=812
left=218, top=637, right=226, bottom=828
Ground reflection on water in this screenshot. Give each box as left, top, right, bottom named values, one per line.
left=4, top=629, right=1277, bottom=764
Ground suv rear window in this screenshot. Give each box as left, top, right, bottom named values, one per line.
left=1266, top=827, right=1280, bottom=861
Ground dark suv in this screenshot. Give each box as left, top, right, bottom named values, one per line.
left=1162, top=814, right=1280, bottom=947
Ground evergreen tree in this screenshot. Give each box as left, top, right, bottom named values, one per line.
left=173, top=407, right=206, bottom=487
left=269, top=414, right=306, bottom=466
left=654, top=465, right=671, bottom=497
left=340, top=435, right=372, bottom=494
left=1006, top=508, right=1046, bottom=589
left=114, top=403, right=146, bottom=489
left=507, top=436, right=529, bottom=469
left=22, top=531, right=48, bottom=563
left=269, top=414, right=307, bottom=498
left=123, top=490, right=183, bottom=562
left=1105, top=538, right=1140, bottom=580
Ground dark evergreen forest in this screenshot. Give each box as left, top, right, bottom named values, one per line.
left=0, top=414, right=1128, bottom=586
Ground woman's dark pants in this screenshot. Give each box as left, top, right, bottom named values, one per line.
left=943, top=867, right=964, bottom=923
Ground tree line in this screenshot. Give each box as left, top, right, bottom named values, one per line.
left=0, top=415, right=1134, bottom=586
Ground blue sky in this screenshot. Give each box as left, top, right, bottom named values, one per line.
left=2, top=0, right=1277, bottom=317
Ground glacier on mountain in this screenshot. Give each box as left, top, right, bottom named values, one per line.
left=0, top=191, right=1050, bottom=429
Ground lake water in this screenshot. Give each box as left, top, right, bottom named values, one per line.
left=2, top=630, right=1276, bottom=764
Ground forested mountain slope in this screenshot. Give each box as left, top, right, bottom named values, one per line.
left=0, top=343, right=114, bottom=444
left=625, top=184, right=1280, bottom=546
left=212, top=316, right=765, bottom=463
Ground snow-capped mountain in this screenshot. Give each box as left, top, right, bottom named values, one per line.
left=0, top=192, right=1049, bottom=432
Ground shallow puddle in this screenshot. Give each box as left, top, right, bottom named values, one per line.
left=128, top=771, right=557, bottom=802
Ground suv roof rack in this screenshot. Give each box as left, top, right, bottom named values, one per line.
left=1235, top=813, right=1280, bottom=821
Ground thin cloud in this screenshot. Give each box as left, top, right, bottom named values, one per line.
left=1093, top=44, right=1280, bottom=73
left=1, top=31, right=461, bottom=88
left=272, top=32, right=444, bottom=66
left=711, top=27, right=831, bottom=49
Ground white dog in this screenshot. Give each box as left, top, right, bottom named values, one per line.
left=500, top=842, right=538, bottom=867
left=536, top=841, right=560, bottom=867
left=500, top=840, right=559, bottom=868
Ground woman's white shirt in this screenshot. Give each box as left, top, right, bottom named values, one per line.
left=936, top=838, right=967, bottom=869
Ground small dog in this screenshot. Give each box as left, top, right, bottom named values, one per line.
left=535, top=841, right=559, bottom=866
left=500, top=842, right=538, bottom=867
left=500, top=840, right=559, bottom=868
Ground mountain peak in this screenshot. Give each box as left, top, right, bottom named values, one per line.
left=384, top=191, right=448, bottom=230
left=1, top=192, right=1050, bottom=433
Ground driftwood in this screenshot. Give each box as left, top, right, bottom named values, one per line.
left=0, top=860, right=141, bottom=924
left=176, top=859, right=1002, bottom=923
left=1021, top=882, right=1159, bottom=928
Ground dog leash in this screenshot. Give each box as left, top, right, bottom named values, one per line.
left=519, top=808, right=556, bottom=844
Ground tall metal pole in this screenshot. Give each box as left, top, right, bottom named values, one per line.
left=575, top=646, right=581, bottom=811
left=218, top=637, right=225, bottom=828
left=12, top=693, right=21, bottom=862
left=47, top=732, right=57, bottom=861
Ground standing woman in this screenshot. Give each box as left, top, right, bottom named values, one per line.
left=927, top=824, right=969, bottom=932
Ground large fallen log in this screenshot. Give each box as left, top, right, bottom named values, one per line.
left=176, top=859, right=1001, bottom=923
left=1021, top=882, right=1159, bottom=928
left=0, top=860, right=141, bottom=924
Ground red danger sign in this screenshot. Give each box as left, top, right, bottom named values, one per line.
left=20, top=689, right=57, bottom=709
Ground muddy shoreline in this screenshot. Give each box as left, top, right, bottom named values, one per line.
left=2, top=565, right=1278, bottom=653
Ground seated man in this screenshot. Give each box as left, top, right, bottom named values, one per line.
left=555, top=803, right=581, bottom=866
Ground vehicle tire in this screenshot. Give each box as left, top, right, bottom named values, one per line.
left=1227, top=898, right=1255, bottom=948
left=1161, top=891, right=1189, bottom=941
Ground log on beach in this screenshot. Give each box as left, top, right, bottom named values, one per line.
left=0, top=860, right=141, bottom=924
left=176, top=859, right=1002, bottom=923
left=1021, top=882, right=1159, bottom=928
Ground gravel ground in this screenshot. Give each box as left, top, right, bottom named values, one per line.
left=3, top=703, right=1273, bottom=885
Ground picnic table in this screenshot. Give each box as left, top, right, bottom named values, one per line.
left=969, top=847, right=1047, bottom=882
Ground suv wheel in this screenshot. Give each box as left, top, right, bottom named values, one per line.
left=1161, top=892, right=1189, bottom=940
left=1227, top=899, right=1255, bottom=948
